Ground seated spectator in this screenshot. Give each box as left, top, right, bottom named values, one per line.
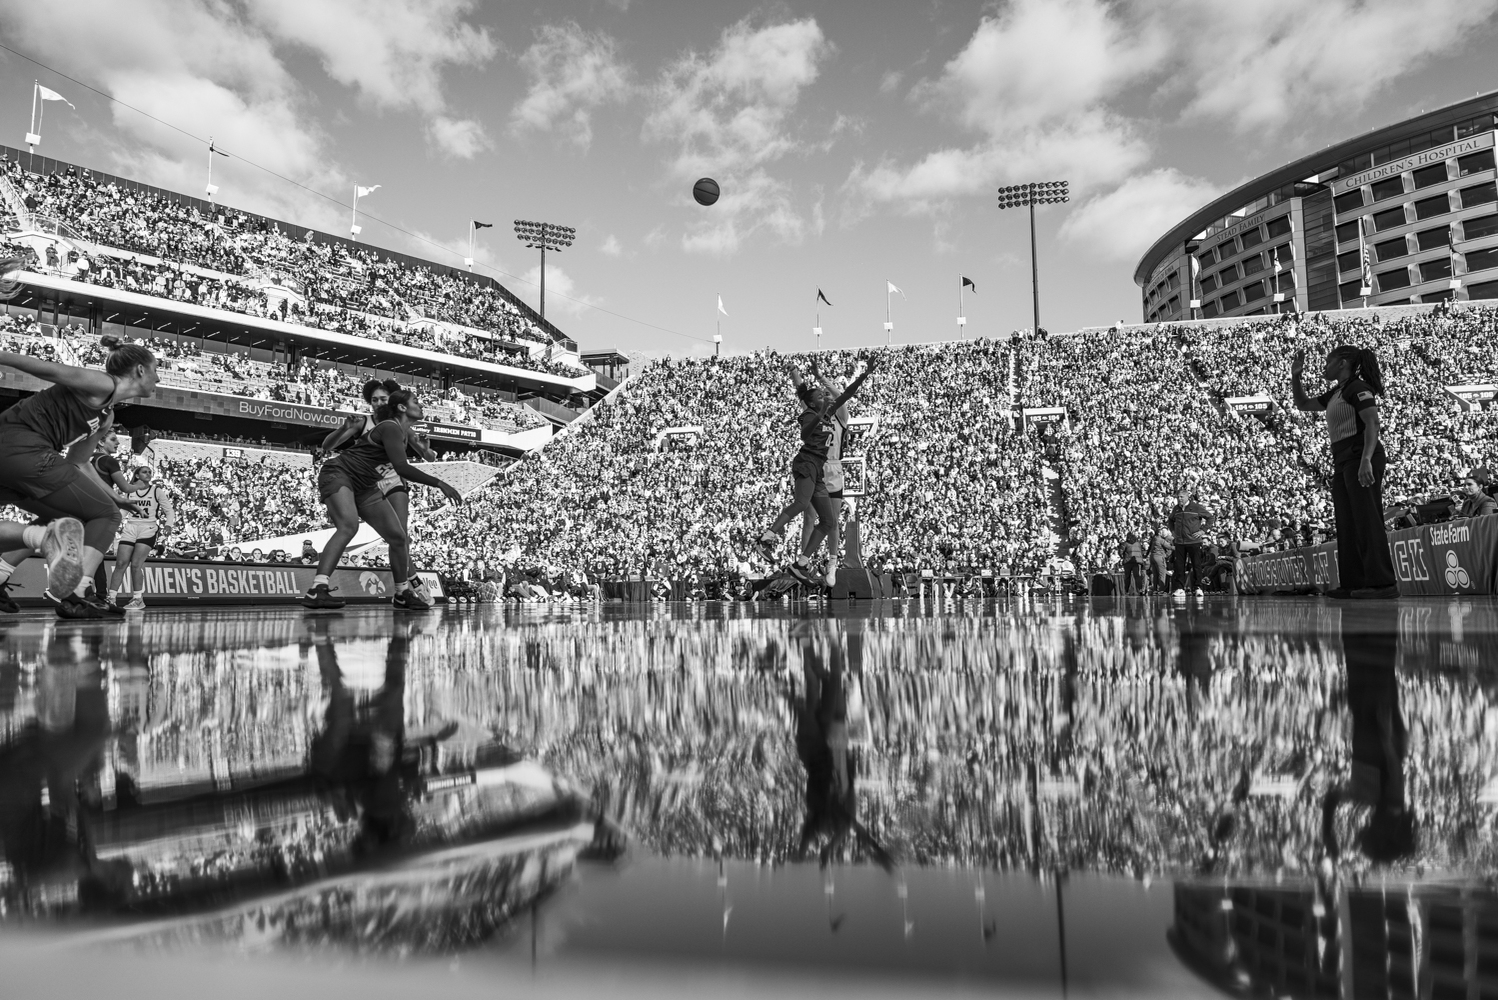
left=1455, top=476, right=1498, bottom=519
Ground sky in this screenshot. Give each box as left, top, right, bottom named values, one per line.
left=1, top=0, right=1496, bottom=357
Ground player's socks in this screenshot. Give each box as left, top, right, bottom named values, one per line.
left=313, top=574, right=331, bottom=588
left=0, top=558, right=17, bottom=585
left=396, top=580, right=412, bottom=593
left=21, top=525, right=45, bottom=551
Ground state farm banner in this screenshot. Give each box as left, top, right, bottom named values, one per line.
left=1390, top=515, right=1498, bottom=596
left=1237, top=515, right=1498, bottom=596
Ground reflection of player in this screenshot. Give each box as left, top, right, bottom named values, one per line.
left=106, top=465, right=175, bottom=611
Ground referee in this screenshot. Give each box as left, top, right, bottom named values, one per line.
left=1291, top=345, right=1398, bottom=599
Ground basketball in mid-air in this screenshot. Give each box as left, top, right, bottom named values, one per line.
left=693, top=178, right=720, bottom=206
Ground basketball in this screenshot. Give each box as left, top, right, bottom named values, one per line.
left=692, top=177, right=720, bottom=206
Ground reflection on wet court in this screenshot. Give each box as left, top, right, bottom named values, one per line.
left=3, top=597, right=1498, bottom=997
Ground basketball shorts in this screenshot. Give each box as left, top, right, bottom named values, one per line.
left=119, top=520, right=158, bottom=547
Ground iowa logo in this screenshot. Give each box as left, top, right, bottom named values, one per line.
left=359, top=571, right=387, bottom=595
left=1444, top=550, right=1472, bottom=589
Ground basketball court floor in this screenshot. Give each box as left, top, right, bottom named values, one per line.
left=1, top=596, right=1494, bottom=998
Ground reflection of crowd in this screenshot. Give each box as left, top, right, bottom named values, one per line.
left=3, top=607, right=1478, bottom=879
left=5, top=158, right=587, bottom=376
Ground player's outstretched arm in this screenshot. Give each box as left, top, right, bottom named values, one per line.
left=0, top=351, right=115, bottom=400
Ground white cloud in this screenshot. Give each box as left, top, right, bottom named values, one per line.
left=847, top=0, right=1159, bottom=215
left=520, top=264, right=600, bottom=317
left=879, top=70, right=903, bottom=95
left=646, top=16, right=832, bottom=254
left=0, top=0, right=347, bottom=230
left=1153, top=0, right=1498, bottom=132
left=510, top=23, right=631, bottom=149
left=1058, top=168, right=1227, bottom=261
left=428, top=115, right=491, bottom=158
left=600, top=234, right=623, bottom=256
left=247, top=0, right=496, bottom=114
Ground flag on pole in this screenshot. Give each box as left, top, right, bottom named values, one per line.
left=887, top=280, right=904, bottom=297
left=356, top=185, right=380, bottom=197
left=473, top=220, right=493, bottom=230
left=961, top=276, right=976, bottom=292
left=1448, top=225, right=1460, bottom=252
left=208, top=138, right=229, bottom=157
left=36, top=86, right=73, bottom=109
left=1273, top=247, right=1282, bottom=274
left=817, top=288, right=832, bottom=306
left=717, top=295, right=728, bottom=316
left=1190, top=255, right=1200, bottom=276
left=1358, top=217, right=1372, bottom=292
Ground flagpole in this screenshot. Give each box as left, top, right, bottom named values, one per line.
left=958, top=274, right=965, bottom=336
left=468, top=222, right=475, bottom=272
left=351, top=187, right=360, bottom=242
left=885, top=282, right=891, bottom=346
left=28, top=81, right=38, bottom=153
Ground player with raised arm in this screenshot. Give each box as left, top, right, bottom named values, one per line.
left=0, top=335, right=159, bottom=618
left=760, top=352, right=877, bottom=588
left=304, top=388, right=463, bottom=611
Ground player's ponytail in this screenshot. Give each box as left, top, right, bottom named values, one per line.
left=375, top=388, right=414, bottom=422
left=99, top=334, right=155, bottom=378
left=1329, top=344, right=1385, bottom=396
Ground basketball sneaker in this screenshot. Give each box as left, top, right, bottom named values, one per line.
left=302, top=583, right=346, bottom=609
left=0, top=582, right=17, bottom=614
left=787, top=559, right=819, bottom=587
left=40, top=518, right=85, bottom=597
left=392, top=589, right=431, bottom=611
left=124, top=594, right=147, bottom=611
left=45, top=589, right=102, bottom=620
left=85, top=589, right=126, bottom=617
left=407, top=576, right=434, bottom=607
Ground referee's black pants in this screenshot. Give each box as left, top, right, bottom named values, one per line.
left=1330, top=446, right=1396, bottom=590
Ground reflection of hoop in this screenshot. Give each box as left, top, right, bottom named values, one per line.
left=0, top=256, right=26, bottom=302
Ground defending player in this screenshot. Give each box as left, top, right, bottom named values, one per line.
left=0, top=334, right=159, bottom=618
left=106, top=464, right=175, bottom=610
left=759, top=352, right=877, bottom=587
left=304, top=389, right=462, bottom=610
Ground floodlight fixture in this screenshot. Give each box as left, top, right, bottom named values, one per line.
left=997, top=180, right=1069, bottom=424
left=513, top=219, right=576, bottom=320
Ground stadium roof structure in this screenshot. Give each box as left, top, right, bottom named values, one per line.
left=1135, top=91, right=1498, bottom=316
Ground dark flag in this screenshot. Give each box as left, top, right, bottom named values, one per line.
left=817, top=288, right=832, bottom=306
left=473, top=221, right=494, bottom=230
left=961, top=275, right=976, bottom=292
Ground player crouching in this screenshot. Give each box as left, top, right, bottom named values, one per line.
left=107, top=464, right=174, bottom=611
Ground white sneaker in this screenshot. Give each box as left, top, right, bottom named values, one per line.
left=40, top=518, right=85, bottom=597
left=1194, top=588, right=1204, bottom=597
left=1172, top=588, right=1186, bottom=597
left=125, top=594, right=146, bottom=611
left=824, top=566, right=839, bottom=587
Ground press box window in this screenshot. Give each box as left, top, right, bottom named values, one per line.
left=1374, top=238, right=1408, bottom=262
left=1218, top=290, right=1240, bottom=310
left=1216, top=239, right=1236, bottom=259
left=1370, top=176, right=1405, bottom=201
left=1334, top=190, right=1365, bottom=214
left=1242, top=281, right=1266, bottom=302
left=1412, top=163, right=1449, bottom=189
left=1240, top=227, right=1264, bottom=249
left=1466, top=246, right=1498, bottom=272
left=1200, top=274, right=1218, bottom=294
left=1469, top=279, right=1498, bottom=300
left=1339, top=279, right=1365, bottom=302
left=1373, top=207, right=1407, bottom=231
left=1414, top=195, right=1450, bottom=221
left=1167, top=272, right=1181, bottom=290
left=1337, top=250, right=1361, bottom=274
left=1419, top=258, right=1452, bottom=282
left=1415, top=227, right=1451, bottom=252
left=1463, top=214, right=1498, bottom=240
left=1378, top=267, right=1412, bottom=291
left=1460, top=182, right=1498, bottom=209
left=1266, top=216, right=1292, bottom=239
left=1201, top=299, right=1220, bottom=318
left=1458, top=150, right=1496, bottom=176
left=1242, top=254, right=1265, bottom=275
left=1335, top=221, right=1361, bottom=245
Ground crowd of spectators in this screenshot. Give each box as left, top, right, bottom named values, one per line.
left=3, top=157, right=589, bottom=375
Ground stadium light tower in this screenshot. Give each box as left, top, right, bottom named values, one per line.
left=513, top=219, right=575, bottom=321
left=997, top=181, right=1069, bottom=342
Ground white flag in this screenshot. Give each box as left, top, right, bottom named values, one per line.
left=887, top=280, right=904, bottom=297
left=356, top=184, right=380, bottom=197
left=36, top=85, right=74, bottom=109
left=717, top=295, right=728, bottom=316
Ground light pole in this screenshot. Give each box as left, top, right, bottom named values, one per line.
left=997, top=180, right=1068, bottom=423
left=514, top=219, right=575, bottom=321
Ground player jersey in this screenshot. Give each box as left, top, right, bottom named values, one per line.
left=92, top=451, right=123, bottom=489
left=127, top=483, right=171, bottom=525
left=795, top=408, right=840, bottom=463
left=0, top=382, right=114, bottom=455
left=1316, top=378, right=1379, bottom=463
left=330, top=419, right=399, bottom=490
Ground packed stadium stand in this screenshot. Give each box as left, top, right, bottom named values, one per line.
left=1, top=150, right=1496, bottom=592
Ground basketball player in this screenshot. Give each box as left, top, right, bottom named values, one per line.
left=760, top=353, right=877, bottom=587
left=304, top=389, right=462, bottom=610
left=107, top=464, right=175, bottom=610
left=0, top=334, right=159, bottom=618
left=799, top=357, right=851, bottom=586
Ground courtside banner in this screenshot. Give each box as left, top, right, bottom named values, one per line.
left=1238, top=543, right=1338, bottom=594
left=4, top=559, right=439, bottom=606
